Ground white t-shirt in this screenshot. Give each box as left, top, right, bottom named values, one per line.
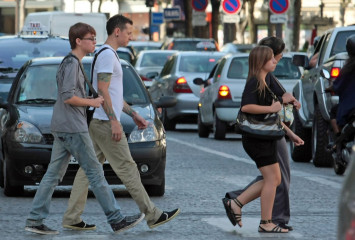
left=92, top=44, right=124, bottom=121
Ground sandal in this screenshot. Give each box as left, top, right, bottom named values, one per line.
left=222, top=198, right=243, bottom=227
left=258, top=220, right=288, bottom=233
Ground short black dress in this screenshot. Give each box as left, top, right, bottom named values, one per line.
left=241, top=76, right=277, bottom=168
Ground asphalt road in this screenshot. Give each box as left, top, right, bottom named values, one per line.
left=0, top=124, right=344, bottom=240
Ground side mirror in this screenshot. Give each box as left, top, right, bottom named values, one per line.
left=320, top=69, right=330, bottom=79
left=146, top=72, right=159, bottom=80
left=292, top=54, right=309, bottom=68
left=154, top=96, right=177, bottom=108
left=193, top=78, right=205, bottom=85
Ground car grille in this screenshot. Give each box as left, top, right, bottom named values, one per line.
left=43, top=134, right=54, bottom=144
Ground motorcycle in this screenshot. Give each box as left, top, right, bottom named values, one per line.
left=322, top=69, right=355, bottom=175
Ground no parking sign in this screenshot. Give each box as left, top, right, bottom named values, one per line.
left=222, top=0, right=242, bottom=14
left=192, top=0, right=208, bottom=12
left=269, top=0, right=289, bottom=14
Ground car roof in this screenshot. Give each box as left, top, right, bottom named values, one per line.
left=138, top=50, right=177, bottom=55
left=29, top=56, right=129, bottom=66
left=174, top=51, right=226, bottom=56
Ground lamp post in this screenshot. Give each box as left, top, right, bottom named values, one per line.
left=89, top=0, right=94, bottom=13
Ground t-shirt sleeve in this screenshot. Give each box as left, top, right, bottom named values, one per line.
left=241, top=77, right=259, bottom=107
left=60, top=58, right=78, bottom=101
left=95, top=49, right=116, bottom=74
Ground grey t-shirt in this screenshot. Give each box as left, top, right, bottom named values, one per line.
left=51, top=54, right=88, bottom=133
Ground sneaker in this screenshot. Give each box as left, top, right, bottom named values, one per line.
left=111, top=213, right=145, bottom=234
left=63, top=220, right=96, bottom=230
left=149, top=208, right=181, bottom=229
left=25, top=224, right=59, bottom=235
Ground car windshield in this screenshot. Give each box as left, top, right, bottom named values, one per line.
left=140, top=52, right=173, bottom=67
left=273, top=57, right=302, bottom=80
left=179, top=55, right=221, bottom=73
left=0, top=37, right=70, bottom=72
left=330, top=31, right=355, bottom=57
left=227, top=57, right=249, bottom=79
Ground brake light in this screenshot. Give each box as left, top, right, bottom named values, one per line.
left=173, top=77, right=192, bottom=93
left=168, top=43, right=174, bottom=50
left=209, top=59, right=216, bottom=62
left=346, top=219, right=355, bottom=240
left=140, top=75, right=152, bottom=81
left=218, top=85, right=231, bottom=99
left=330, top=67, right=340, bottom=78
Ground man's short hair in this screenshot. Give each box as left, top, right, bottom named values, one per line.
left=68, top=22, right=96, bottom=50
left=106, top=14, right=133, bottom=35
left=258, top=36, right=285, bottom=56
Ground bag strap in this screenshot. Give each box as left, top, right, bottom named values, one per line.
left=271, top=74, right=286, bottom=93
left=265, top=84, right=279, bottom=102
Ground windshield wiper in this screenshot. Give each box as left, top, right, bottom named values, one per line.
left=16, top=98, right=56, bottom=104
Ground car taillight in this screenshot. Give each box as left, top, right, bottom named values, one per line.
left=168, top=43, right=174, bottom=50
left=346, top=219, right=355, bottom=240
left=218, top=85, right=231, bottom=99
left=140, top=75, right=152, bottom=81
left=330, top=67, right=340, bottom=78
left=173, top=77, right=192, bottom=93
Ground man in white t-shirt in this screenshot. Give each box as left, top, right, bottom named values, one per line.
left=62, top=14, right=180, bottom=231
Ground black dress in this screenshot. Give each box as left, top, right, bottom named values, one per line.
left=241, top=76, right=278, bottom=168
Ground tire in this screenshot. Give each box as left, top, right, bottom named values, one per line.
left=3, top=153, right=24, bottom=197
left=312, top=104, right=333, bottom=167
left=198, top=111, right=210, bottom=138
left=214, top=113, right=226, bottom=140
left=162, top=109, right=176, bottom=131
left=290, top=109, right=312, bottom=162
left=144, top=179, right=165, bottom=197
left=333, top=159, right=346, bottom=175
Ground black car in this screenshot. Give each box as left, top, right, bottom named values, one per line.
left=0, top=56, right=176, bottom=197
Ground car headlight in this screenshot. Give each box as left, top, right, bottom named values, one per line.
left=128, top=123, right=159, bottom=143
left=14, top=121, right=43, bottom=143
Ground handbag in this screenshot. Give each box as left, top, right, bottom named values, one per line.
left=279, top=103, right=294, bottom=126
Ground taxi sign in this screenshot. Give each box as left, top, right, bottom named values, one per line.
left=21, top=22, right=49, bottom=35
left=196, top=41, right=216, bottom=49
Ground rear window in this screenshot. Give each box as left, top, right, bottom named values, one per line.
left=330, top=31, right=355, bottom=57
left=140, top=52, right=173, bottom=67
left=227, top=57, right=249, bottom=79
left=273, top=57, right=301, bottom=80
left=172, top=40, right=217, bottom=51
left=179, top=55, right=222, bottom=73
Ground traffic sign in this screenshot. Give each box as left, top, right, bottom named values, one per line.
left=269, top=0, right=289, bottom=14
left=192, top=11, right=207, bottom=26
left=270, top=14, right=287, bottom=23
left=192, top=0, right=208, bottom=12
left=163, top=7, right=181, bottom=20
left=151, top=12, right=164, bottom=25
left=222, top=0, right=242, bottom=15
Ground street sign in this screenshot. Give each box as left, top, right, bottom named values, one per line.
left=269, top=0, right=289, bottom=14
left=222, top=0, right=242, bottom=15
left=270, top=14, right=287, bottom=24
left=192, top=0, right=208, bottom=12
left=192, top=11, right=207, bottom=26
left=151, top=12, right=164, bottom=25
left=163, top=7, right=181, bottom=20
left=223, top=14, right=240, bottom=23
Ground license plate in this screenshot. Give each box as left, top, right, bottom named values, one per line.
left=69, top=156, right=108, bottom=164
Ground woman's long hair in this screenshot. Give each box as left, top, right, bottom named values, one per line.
left=247, top=46, right=273, bottom=95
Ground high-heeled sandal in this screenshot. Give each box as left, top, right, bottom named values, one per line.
left=222, top=198, right=243, bottom=227
left=258, top=220, right=288, bottom=233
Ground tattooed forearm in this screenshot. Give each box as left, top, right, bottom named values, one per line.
left=97, top=72, right=117, bottom=121
left=123, top=101, right=136, bottom=117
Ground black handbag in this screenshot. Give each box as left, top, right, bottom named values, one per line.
left=235, top=86, right=285, bottom=140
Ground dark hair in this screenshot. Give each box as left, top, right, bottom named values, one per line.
left=68, top=22, right=96, bottom=50
left=258, top=36, right=285, bottom=56
left=106, top=14, right=133, bottom=35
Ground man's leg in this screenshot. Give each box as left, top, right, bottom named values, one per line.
left=89, top=120, right=162, bottom=226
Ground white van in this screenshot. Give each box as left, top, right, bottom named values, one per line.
left=22, top=11, right=107, bottom=43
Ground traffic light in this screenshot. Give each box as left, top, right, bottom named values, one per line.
left=145, top=0, right=154, bottom=7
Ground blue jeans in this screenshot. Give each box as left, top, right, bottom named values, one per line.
left=26, top=132, right=124, bottom=226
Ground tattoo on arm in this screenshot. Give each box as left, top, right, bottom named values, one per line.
left=98, top=73, right=112, bottom=83
left=97, top=73, right=117, bottom=121
left=123, top=101, right=136, bottom=117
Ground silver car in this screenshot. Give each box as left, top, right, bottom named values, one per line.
left=134, top=50, right=177, bottom=88
left=196, top=53, right=302, bottom=139
left=149, top=51, right=226, bottom=130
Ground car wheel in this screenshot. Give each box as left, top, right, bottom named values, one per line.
left=3, top=153, right=24, bottom=196
left=144, top=179, right=165, bottom=197
left=214, top=112, right=226, bottom=140
left=198, top=110, right=210, bottom=138
left=333, top=158, right=346, bottom=175
left=162, top=109, right=176, bottom=131
left=312, top=104, right=333, bottom=167
left=290, top=109, right=312, bottom=162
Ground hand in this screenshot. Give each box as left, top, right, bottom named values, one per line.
left=111, top=120, right=122, bottom=142
left=292, top=99, right=301, bottom=110
left=282, top=92, right=296, bottom=104
left=270, top=101, right=282, bottom=113
left=91, top=96, right=104, bottom=108
left=133, top=114, right=149, bottom=129
left=289, top=132, right=304, bottom=146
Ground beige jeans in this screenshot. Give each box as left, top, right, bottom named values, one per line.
left=62, top=119, right=162, bottom=226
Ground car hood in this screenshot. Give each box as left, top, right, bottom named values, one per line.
left=17, top=104, right=155, bottom=135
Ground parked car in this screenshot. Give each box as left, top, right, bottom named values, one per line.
left=149, top=51, right=226, bottom=130
left=93, top=45, right=137, bottom=64
left=0, top=27, right=71, bottom=101
left=0, top=56, right=176, bottom=197
left=128, top=41, right=162, bottom=54
left=195, top=52, right=302, bottom=139
left=134, top=50, right=177, bottom=88
left=220, top=43, right=256, bottom=53
left=160, top=38, right=220, bottom=51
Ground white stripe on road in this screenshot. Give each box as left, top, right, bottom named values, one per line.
left=168, top=137, right=342, bottom=190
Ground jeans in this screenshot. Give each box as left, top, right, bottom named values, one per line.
left=26, top=132, right=124, bottom=227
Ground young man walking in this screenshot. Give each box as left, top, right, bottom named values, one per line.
left=25, top=22, right=144, bottom=235
left=62, top=15, right=180, bottom=231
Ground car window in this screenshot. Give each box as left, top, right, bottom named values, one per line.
left=171, top=40, right=216, bottom=51
left=179, top=55, right=220, bottom=73
left=227, top=57, right=248, bottom=79
left=273, top=57, right=301, bottom=80
left=160, top=55, right=175, bottom=77
left=16, top=65, right=58, bottom=102
left=330, top=30, right=355, bottom=57
left=213, top=58, right=227, bottom=83
left=319, top=33, right=331, bottom=64
left=141, top=52, right=173, bottom=67
left=117, top=51, right=133, bottom=63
